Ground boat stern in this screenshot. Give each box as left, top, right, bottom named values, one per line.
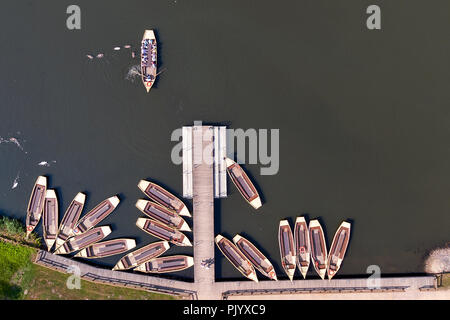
left=186, top=256, right=194, bottom=268
left=126, top=239, right=137, bottom=250
left=215, top=234, right=224, bottom=244
left=135, top=199, right=148, bottom=212
left=36, top=175, right=47, bottom=187
left=99, top=226, right=112, bottom=237
left=249, top=197, right=262, bottom=209
left=138, top=180, right=150, bottom=193
left=162, top=241, right=171, bottom=251
left=225, top=157, right=235, bottom=168
left=136, top=217, right=148, bottom=229
left=108, top=196, right=120, bottom=208
left=279, top=219, right=289, bottom=227
left=232, top=234, right=242, bottom=244
left=143, top=29, right=155, bottom=40
left=74, top=192, right=86, bottom=204
left=45, top=189, right=57, bottom=199
left=341, top=221, right=351, bottom=230
left=309, top=219, right=321, bottom=229
left=295, top=216, right=306, bottom=224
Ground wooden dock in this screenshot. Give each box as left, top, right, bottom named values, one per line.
left=192, top=126, right=217, bottom=299
left=32, top=125, right=438, bottom=300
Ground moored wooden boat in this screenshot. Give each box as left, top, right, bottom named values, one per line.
left=54, top=226, right=111, bottom=255
left=141, top=29, right=157, bottom=92
left=113, top=241, right=170, bottom=271
left=294, top=216, right=310, bottom=279
left=25, top=176, right=47, bottom=237
left=233, top=234, right=277, bottom=281
left=75, top=238, right=136, bottom=259
left=327, top=221, right=351, bottom=280
left=309, top=219, right=328, bottom=280
left=215, top=234, right=258, bottom=282
left=71, top=196, right=120, bottom=236
left=135, top=255, right=194, bottom=273
left=225, top=158, right=262, bottom=209
left=43, top=189, right=58, bottom=251
left=278, top=220, right=296, bottom=281
left=138, top=180, right=191, bottom=217
left=136, top=217, right=192, bottom=246
left=54, top=192, right=86, bottom=249
left=135, top=199, right=190, bottom=232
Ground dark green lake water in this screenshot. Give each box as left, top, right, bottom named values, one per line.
left=0, top=0, right=449, bottom=281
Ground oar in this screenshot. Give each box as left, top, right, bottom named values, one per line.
left=155, top=68, right=167, bottom=77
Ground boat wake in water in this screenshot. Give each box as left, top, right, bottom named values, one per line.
left=11, top=172, right=20, bottom=189
left=125, top=65, right=142, bottom=83
left=38, top=160, right=56, bottom=167
left=0, top=136, right=27, bottom=153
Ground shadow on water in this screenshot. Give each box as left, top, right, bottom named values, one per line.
left=116, top=192, right=126, bottom=210
left=53, top=186, right=64, bottom=223
left=149, top=29, right=164, bottom=89
left=80, top=190, right=91, bottom=213
left=346, top=217, right=354, bottom=246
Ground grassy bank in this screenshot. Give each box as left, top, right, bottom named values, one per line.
left=0, top=216, right=41, bottom=247
left=0, top=240, right=175, bottom=300
left=0, top=215, right=175, bottom=300
left=0, top=241, right=35, bottom=299
left=441, top=274, right=450, bottom=289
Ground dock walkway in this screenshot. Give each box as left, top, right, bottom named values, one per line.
left=192, top=125, right=217, bottom=299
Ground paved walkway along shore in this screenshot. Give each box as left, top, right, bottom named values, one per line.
left=34, top=249, right=440, bottom=299
left=33, top=125, right=444, bottom=300
left=34, top=250, right=197, bottom=298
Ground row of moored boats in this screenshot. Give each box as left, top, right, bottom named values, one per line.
left=215, top=218, right=350, bottom=282
left=25, top=176, right=195, bottom=274
left=25, top=156, right=350, bottom=280
left=132, top=179, right=193, bottom=273
left=279, top=218, right=351, bottom=281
